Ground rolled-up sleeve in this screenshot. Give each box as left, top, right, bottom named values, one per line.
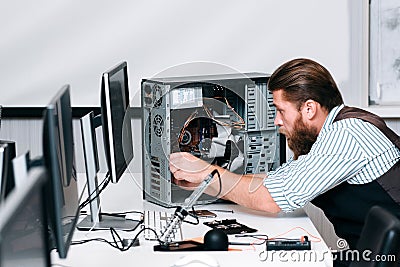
left=264, top=129, right=367, bottom=213
left=263, top=159, right=301, bottom=212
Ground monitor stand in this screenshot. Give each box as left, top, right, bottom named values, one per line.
left=76, top=112, right=140, bottom=231
left=77, top=214, right=140, bottom=231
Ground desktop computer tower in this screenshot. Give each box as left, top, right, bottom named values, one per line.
left=141, top=73, right=285, bottom=207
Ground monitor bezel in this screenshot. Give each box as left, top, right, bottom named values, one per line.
left=0, top=141, right=16, bottom=202
left=100, top=61, right=133, bottom=183
left=42, top=85, right=80, bottom=259
left=0, top=166, right=50, bottom=267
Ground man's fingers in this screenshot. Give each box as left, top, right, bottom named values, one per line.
left=172, top=169, right=182, bottom=180
left=169, top=164, right=178, bottom=173
left=172, top=177, right=198, bottom=190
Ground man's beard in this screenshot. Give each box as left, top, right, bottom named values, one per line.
left=281, top=115, right=319, bottom=160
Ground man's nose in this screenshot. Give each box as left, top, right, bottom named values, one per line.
left=274, top=115, right=283, bottom=126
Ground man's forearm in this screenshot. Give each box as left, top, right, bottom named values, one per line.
left=206, top=167, right=281, bottom=213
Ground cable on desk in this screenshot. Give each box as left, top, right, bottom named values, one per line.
left=110, top=227, right=160, bottom=251
left=229, top=234, right=269, bottom=246
left=110, top=227, right=124, bottom=247
left=71, top=227, right=160, bottom=252
left=75, top=170, right=221, bottom=248
left=182, top=207, right=200, bottom=225
left=235, top=234, right=269, bottom=239
left=71, top=237, right=121, bottom=249
left=268, top=226, right=322, bottom=242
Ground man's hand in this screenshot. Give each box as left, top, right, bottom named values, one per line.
left=169, top=152, right=213, bottom=185
left=169, top=152, right=280, bottom=213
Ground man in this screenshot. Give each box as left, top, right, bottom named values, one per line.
left=169, top=58, right=400, bottom=251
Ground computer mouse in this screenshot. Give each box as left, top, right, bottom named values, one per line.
left=171, top=253, right=220, bottom=267
left=203, top=229, right=229, bottom=251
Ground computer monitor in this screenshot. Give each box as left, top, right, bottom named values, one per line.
left=11, top=151, right=30, bottom=189
left=42, top=85, right=81, bottom=258
left=0, top=141, right=16, bottom=202
left=100, top=61, right=134, bottom=183
left=0, top=166, right=50, bottom=267
left=77, top=62, right=139, bottom=231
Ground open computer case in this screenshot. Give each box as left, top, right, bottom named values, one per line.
left=141, top=73, right=285, bottom=207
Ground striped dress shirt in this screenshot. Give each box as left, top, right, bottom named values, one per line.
left=264, top=104, right=400, bottom=212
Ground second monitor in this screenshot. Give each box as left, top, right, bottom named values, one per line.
left=100, top=61, right=134, bottom=183
left=77, top=61, right=139, bottom=231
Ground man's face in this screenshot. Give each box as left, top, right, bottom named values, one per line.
left=272, top=90, right=318, bottom=159
left=272, top=90, right=300, bottom=137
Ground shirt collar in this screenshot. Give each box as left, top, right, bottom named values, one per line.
left=321, top=104, right=345, bottom=130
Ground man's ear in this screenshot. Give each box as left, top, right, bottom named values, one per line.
left=302, top=99, right=318, bottom=120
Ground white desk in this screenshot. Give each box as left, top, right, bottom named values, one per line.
left=51, top=173, right=333, bottom=267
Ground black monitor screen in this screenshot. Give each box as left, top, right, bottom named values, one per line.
left=100, top=61, right=133, bottom=183
left=0, top=167, right=50, bottom=267
left=42, top=85, right=80, bottom=259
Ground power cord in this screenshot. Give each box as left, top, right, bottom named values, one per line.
left=71, top=227, right=160, bottom=251
left=229, top=234, right=269, bottom=246
left=213, top=169, right=222, bottom=198
left=182, top=207, right=200, bottom=225
left=79, top=172, right=111, bottom=209
left=268, top=226, right=321, bottom=242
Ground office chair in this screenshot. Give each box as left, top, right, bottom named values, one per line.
left=350, top=205, right=400, bottom=267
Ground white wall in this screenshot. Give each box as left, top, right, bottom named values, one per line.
left=0, top=0, right=360, bottom=108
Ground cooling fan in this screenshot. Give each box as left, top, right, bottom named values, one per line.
left=153, top=114, right=164, bottom=137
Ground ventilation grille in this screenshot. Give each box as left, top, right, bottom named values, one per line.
left=150, top=156, right=161, bottom=197
left=246, top=85, right=257, bottom=130
left=266, top=90, right=276, bottom=129
left=152, top=85, right=163, bottom=108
